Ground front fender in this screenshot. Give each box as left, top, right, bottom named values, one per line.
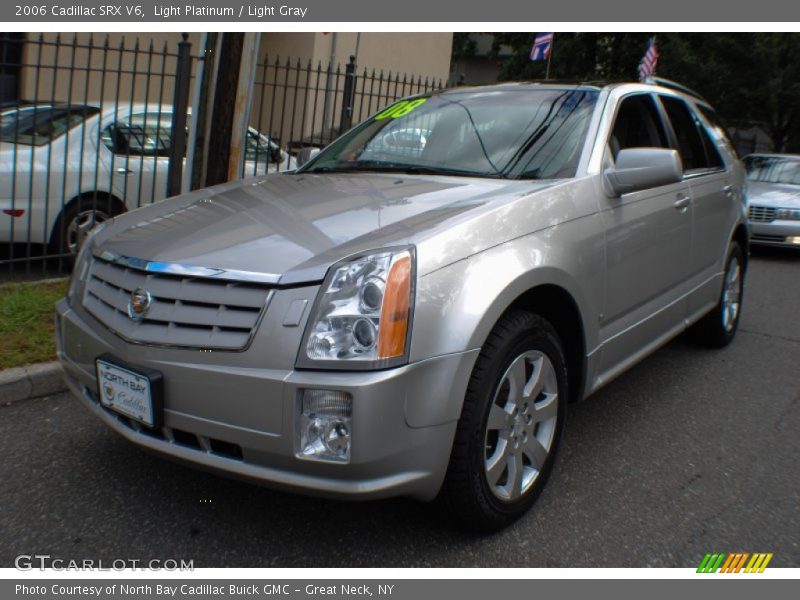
left=407, top=217, right=605, bottom=426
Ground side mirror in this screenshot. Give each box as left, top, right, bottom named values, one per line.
left=268, top=144, right=283, bottom=164
left=296, top=147, right=321, bottom=168
left=604, top=148, right=683, bottom=196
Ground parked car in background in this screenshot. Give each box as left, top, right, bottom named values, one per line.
left=744, top=153, right=800, bottom=248
left=57, top=80, right=747, bottom=531
left=0, top=103, right=295, bottom=256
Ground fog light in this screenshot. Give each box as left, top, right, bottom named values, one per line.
left=297, top=389, right=352, bottom=463
left=787, top=236, right=800, bottom=245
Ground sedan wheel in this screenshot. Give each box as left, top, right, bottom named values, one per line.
left=66, top=208, right=111, bottom=255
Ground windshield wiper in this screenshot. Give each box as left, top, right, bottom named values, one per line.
left=305, top=162, right=503, bottom=178
left=383, top=165, right=504, bottom=178
left=302, top=165, right=363, bottom=174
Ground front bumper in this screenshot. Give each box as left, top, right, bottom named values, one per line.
left=55, top=297, right=478, bottom=501
left=748, top=219, right=800, bottom=248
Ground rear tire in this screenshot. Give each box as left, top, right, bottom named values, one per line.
left=438, top=310, right=568, bottom=532
left=691, top=242, right=745, bottom=347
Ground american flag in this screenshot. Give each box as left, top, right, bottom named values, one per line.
left=530, top=33, right=553, bottom=61
left=638, top=37, right=659, bottom=81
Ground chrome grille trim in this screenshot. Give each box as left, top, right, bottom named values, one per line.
left=748, top=205, right=777, bottom=223
left=82, top=254, right=275, bottom=351
left=93, top=248, right=281, bottom=285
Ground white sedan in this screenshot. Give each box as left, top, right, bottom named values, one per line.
left=0, top=103, right=295, bottom=255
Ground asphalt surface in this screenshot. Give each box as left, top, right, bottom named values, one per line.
left=1, top=247, right=798, bottom=568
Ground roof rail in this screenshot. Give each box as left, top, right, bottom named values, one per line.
left=644, top=77, right=706, bottom=101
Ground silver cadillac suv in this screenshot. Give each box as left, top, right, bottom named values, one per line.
left=56, top=80, right=748, bottom=530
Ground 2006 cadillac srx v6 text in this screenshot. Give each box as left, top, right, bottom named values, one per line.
left=56, top=80, right=748, bottom=530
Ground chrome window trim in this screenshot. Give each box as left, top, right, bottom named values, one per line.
left=93, top=248, right=282, bottom=285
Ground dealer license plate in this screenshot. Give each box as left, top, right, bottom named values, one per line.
left=95, top=358, right=157, bottom=427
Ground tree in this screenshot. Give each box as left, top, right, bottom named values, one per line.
left=478, top=33, right=800, bottom=152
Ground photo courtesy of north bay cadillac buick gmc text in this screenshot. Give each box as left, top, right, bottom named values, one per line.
left=55, top=79, right=748, bottom=531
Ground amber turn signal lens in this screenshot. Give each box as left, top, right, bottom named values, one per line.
left=377, top=254, right=412, bottom=359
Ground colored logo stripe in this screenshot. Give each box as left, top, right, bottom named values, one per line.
left=745, top=553, right=773, bottom=573
left=697, top=552, right=773, bottom=573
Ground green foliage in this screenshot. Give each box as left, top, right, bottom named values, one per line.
left=0, top=279, right=68, bottom=369
left=452, top=33, right=479, bottom=60
left=471, top=33, right=800, bottom=152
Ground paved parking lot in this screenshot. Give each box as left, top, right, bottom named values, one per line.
left=1, top=248, right=798, bottom=568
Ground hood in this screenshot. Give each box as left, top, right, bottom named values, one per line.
left=746, top=181, right=800, bottom=209
left=94, top=172, right=557, bottom=284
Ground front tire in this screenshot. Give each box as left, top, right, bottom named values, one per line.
left=438, top=310, right=568, bottom=532
left=692, top=242, right=745, bottom=347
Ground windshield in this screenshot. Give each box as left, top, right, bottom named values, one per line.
left=0, top=105, right=99, bottom=146
left=745, top=155, right=800, bottom=186
left=301, top=88, right=599, bottom=179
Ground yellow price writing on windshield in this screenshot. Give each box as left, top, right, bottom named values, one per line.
left=374, top=98, right=428, bottom=121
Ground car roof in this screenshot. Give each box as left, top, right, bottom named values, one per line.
left=1, top=102, right=99, bottom=112
left=744, top=153, right=800, bottom=161
left=435, top=78, right=707, bottom=104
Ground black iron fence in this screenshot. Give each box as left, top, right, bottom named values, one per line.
left=247, top=54, right=445, bottom=175
left=0, top=34, right=445, bottom=280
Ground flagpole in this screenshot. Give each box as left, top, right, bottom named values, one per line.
left=545, top=34, right=554, bottom=80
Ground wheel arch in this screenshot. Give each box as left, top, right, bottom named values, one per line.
left=731, top=222, right=749, bottom=270
left=504, top=284, right=587, bottom=404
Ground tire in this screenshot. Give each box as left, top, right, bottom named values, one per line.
left=691, top=242, right=745, bottom=348
left=49, top=195, right=121, bottom=258
left=438, top=310, right=568, bottom=532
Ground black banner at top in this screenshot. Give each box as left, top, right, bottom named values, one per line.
left=3, top=0, right=800, bottom=22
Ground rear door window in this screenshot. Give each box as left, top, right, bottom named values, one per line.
left=660, top=96, right=723, bottom=172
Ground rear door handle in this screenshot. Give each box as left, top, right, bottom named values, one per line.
left=674, top=194, right=691, bottom=212
left=116, top=167, right=133, bottom=175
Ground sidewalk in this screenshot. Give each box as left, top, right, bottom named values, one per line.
left=0, top=362, right=65, bottom=405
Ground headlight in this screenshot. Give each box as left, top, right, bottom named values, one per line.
left=297, top=247, right=415, bottom=370
left=776, top=208, right=800, bottom=221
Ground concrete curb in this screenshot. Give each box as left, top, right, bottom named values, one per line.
left=0, top=362, right=66, bottom=406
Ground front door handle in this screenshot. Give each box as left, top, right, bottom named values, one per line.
left=674, top=194, right=691, bottom=212
left=723, top=184, right=735, bottom=197
left=116, top=167, right=133, bottom=175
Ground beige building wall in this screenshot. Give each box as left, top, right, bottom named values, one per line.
left=250, top=32, right=453, bottom=147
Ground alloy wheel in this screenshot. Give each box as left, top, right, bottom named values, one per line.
left=67, top=209, right=110, bottom=255
left=483, top=350, right=559, bottom=502
left=721, top=257, right=742, bottom=332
